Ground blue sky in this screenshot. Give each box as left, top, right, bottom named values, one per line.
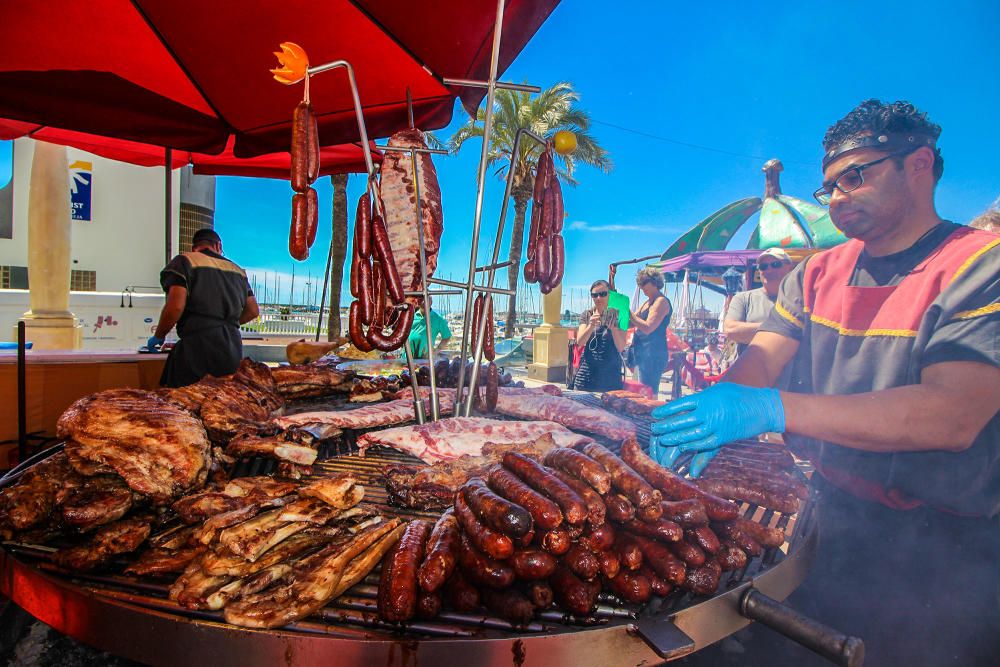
left=2, top=0, right=998, bottom=314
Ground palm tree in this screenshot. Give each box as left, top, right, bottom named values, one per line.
left=326, top=173, right=349, bottom=339
left=449, top=82, right=611, bottom=337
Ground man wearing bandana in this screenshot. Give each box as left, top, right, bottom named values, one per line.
left=653, top=100, right=999, bottom=665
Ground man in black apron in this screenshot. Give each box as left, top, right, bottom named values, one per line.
left=651, top=100, right=999, bottom=665
left=149, top=229, right=259, bottom=388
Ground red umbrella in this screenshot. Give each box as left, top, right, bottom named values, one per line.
left=0, top=120, right=377, bottom=178
left=0, top=0, right=559, bottom=156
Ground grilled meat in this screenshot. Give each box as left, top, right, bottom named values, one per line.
left=226, top=432, right=318, bottom=466
left=125, top=542, right=205, bottom=577
left=200, top=380, right=284, bottom=444
left=298, top=475, right=363, bottom=509
left=271, top=364, right=353, bottom=399
left=0, top=452, right=84, bottom=534
left=172, top=492, right=249, bottom=524
left=159, top=377, right=228, bottom=416
left=232, top=358, right=280, bottom=396
left=58, top=389, right=211, bottom=503
left=201, top=526, right=339, bottom=577
left=54, top=516, right=152, bottom=572
left=60, top=475, right=134, bottom=532
left=223, top=477, right=299, bottom=499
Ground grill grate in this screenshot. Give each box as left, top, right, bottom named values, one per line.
left=2, top=392, right=815, bottom=645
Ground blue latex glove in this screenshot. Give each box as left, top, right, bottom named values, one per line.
left=649, top=383, right=785, bottom=477
left=146, top=335, right=164, bottom=350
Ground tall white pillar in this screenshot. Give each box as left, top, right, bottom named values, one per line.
left=16, top=142, right=83, bottom=349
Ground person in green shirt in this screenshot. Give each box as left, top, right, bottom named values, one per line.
left=407, top=297, right=453, bottom=358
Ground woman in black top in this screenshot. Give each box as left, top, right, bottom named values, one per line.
left=570, top=280, right=626, bottom=392
left=629, top=267, right=672, bottom=394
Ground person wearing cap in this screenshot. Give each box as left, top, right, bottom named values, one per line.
left=650, top=100, right=999, bottom=664
left=149, top=228, right=259, bottom=387
left=722, top=247, right=795, bottom=359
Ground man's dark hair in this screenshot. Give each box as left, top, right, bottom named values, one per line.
left=824, top=99, right=944, bottom=181
left=191, top=228, right=222, bottom=248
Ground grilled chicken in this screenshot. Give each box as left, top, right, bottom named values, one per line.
left=58, top=389, right=211, bottom=503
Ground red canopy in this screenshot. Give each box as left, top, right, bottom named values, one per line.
left=0, top=119, right=377, bottom=178
left=0, top=0, right=559, bottom=157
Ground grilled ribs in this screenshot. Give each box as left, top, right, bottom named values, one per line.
left=271, top=364, right=353, bottom=399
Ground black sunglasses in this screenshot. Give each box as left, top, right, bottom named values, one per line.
left=813, top=151, right=909, bottom=205
left=590, top=290, right=609, bottom=298
left=759, top=260, right=788, bottom=270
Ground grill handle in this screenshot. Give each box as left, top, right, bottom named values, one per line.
left=740, top=588, right=865, bottom=667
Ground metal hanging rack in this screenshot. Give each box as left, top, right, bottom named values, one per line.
left=302, top=0, right=543, bottom=422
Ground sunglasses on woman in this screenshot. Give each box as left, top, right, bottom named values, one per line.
left=759, top=260, right=787, bottom=270
left=590, top=290, right=609, bottom=298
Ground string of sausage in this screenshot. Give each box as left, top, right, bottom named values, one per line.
left=348, top=190, right=415, bottom=352
left=470, top=293, right=499, bottom=411
left=288, top=80, right=320, bottom=261
left=523, top=145, right=565, bottom=294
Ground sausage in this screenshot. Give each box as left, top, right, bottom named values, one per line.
left=603, top=493, right=635, bottom=523
left=667, top=537, right=706, bottom=567
left=578, top=522, right=616, bottom=554
left=443, top=570, right=480, bottom=612
left=370, top=214, right=405, bottom=305
left=534, top=233, right=552, bottom=286
left=454, top=490, right=514, bottom=561
left=524, top=581, right=553, bottom=609
left=533, top=149, right=551, bottom=205
left=305, top=186, right=318, bottom=248
left=550, top=565, right=599, bottom=616
left=526, top=202, right=540, bottom=262
left=485, top=362, right=499, bottom=413
left=367, top=303, right=414, bottom=352
left=622, top=518, right=683, bottom=544
left=695, top=479, right=800, bottom=515
left=712, top=521, right=763, bottom=557
left=716, top=542, right=748, bottom=572
left=681, top=559, right=722, bottom=595
left=290, top=101, right=311, bottom=192
left=501, top=453, right=588, bottom=526
left=356, top=260, right=373, bottom=325
left=619, top=439, right=738, bottom=521
left=613, top=534, right=643, bottom=571
left=549, top=178, right=564, bottom=234
left=471, top=293, right=485, bottom=355
left=377, top=519, right=431, bottom=623
left=457, top=534, right=514, bottom=590
left=523, top=258, right=537, bottom=284
left=461, top=478, right=532, bottom=538
left=543, top=448, right=612, bottom=495
left=516, top=527, right=536, bottom=548
left=487, top=466, right=563, bottom=531
left=349, top=255, right=361, bottom=298
left=638, top=564, right=673, bottom=597
left=348, top=301, right=374, bottom=352
left=626, top=533, right=687, bottom=585
left=482, top=587, right=535, bottom=627
left=635, top=500, right=664, bottom=522
left=561, top=543, right=599, bottom=581
left=733, top=517, right=785, bottom=549
left=417, top=509, right=461, bottom=593
left=305, top=102, right=319, bottom=184
left=596, top=549, right=621, bottom=579
left=547, top=233, right=564, bottom=290
left=416, top=591, right=441, bottom=620
left=549, top=469, right=606, bottom=527
left=370, top=259, right=385, bottom=328
left=579, top=442, right=661, bottom=509
left=661, top=499, right=710, bottom=527
left=685, top=525, right=722, bottom=554
left=607, top=569, right=651, bottom=604
left=483, top=295, right=495, bottom=361
left=289, top=193, right=309, bottom=260
left=509, top=547, right=557, bottom=581
left=354, top=193, right=372, bottom=259
left=538, top=527, right=572, bottom=556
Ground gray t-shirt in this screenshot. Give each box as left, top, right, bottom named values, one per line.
left=724, top=287, right=776, bottom=356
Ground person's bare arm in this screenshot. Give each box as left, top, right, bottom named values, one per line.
left=609, top=325, right=627, bottom=352
left=782, top=361, right=1000, bottom=453
left=722, top=331, right=799, bottom=388
left=239, top=295, right=260, bottom=325
left=153, top=286, right=187, bottom=339
left=723, top=319, right=761, bottom=344
left=630, top=298, right=670, bottom=334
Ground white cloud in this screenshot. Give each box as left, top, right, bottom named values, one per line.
left=568, top=220, right=663, bottom=233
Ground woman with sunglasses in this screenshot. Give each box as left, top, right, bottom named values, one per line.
left=628, top=267, right=673, bottom=394
left=570, top=280, right=626, bottom=391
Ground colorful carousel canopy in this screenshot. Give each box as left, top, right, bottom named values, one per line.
left=660, top=159, right=845, bottom=261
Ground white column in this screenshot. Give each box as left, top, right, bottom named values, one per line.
left=16, top=142, right=83, bottom=349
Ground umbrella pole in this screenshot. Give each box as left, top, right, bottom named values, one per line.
left=316, top=225, right=335, bottom=342
left=164, top=147, right=172, bottom=264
